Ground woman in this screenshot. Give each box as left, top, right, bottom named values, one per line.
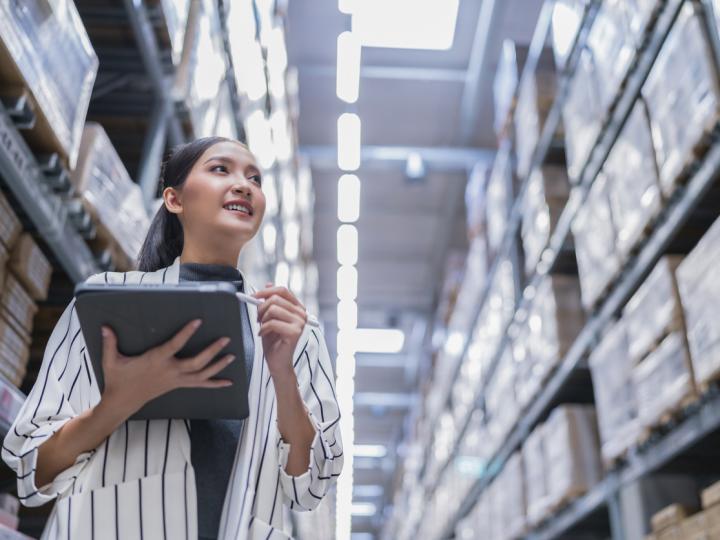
left=2, top=137, right=343, bottom=539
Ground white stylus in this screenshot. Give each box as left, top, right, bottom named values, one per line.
left=236, top=291, right=321, bottom=328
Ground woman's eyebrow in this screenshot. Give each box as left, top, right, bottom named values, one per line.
left=246, top=164, right=261, bottom=176
left=203, top=155, right=234, bottom=165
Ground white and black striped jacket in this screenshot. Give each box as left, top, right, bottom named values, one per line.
left=1, top=256, right=343, bottom=539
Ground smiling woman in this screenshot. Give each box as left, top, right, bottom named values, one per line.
left=1, top=136, right=343, bottom=540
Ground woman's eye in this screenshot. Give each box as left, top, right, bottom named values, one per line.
left=249, top=175, right=262, bottom=185
left=211, top=164, right=228, bottom=173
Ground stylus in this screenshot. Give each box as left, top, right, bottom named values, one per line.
left=236, top=292, right=321, bottom=328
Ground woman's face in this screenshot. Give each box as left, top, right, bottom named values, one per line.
left=168, top=141, right=266, bottom=248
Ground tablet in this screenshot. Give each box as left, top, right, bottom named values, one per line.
left=74, top=282, right=249, bottom=420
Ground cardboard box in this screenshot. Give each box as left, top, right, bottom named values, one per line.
left=0, top=315, right=30, bottom=387
left=633, top=331, right=696, bottom=430
left=521, top=165, right=570, bottom=276
left=572, top=172, right=621, bottom=310
left=652, top=504, right=690, bottom=533
left=677, top=217, right=720, bottom=386
left=0, top=193, right=22, bottom=251
left=545, top=405, right=603, bottom=510
left=624, top=256, right=685, bottom=362
left=680, top=511, right=707, bottom=539
left=643, top=3, right=720, bottom=195
left=0, top=0, right=97, bottom=168
left=0, top=274, right=37, bottom=336
left=71, top=123, right=150, bottom=268
left=8, top=233, right=51, bottom=301
left=605, top=98, right=663, bottom=257
left=702, top=481, right=720, bottom=509
left=589, top=319, right=640, bottom=465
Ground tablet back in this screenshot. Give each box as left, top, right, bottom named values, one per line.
left=74, top=282, right=249, bottom=420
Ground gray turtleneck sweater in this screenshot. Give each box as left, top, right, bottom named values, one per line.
left=178, top=262, right=255, bottom=540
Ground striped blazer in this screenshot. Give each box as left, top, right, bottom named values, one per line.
left=1, top=256, right=343, bottom=539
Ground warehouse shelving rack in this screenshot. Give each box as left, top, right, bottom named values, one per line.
left=398, top=0, right=720, bottom=538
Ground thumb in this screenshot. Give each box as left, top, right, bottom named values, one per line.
left=101, top=325, right=117, bottom=365
left=265, top=281, right=273, bottom=288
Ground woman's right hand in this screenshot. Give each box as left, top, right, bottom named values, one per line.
left=100, top=319, right=236, bottom=418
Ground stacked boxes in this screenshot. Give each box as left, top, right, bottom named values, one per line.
left=544, top=405, right=603, bottom=510
left=486, top=144, right=514, bottom=260
left=645, top=481, right=720, bottom=539
left=677, top=216, right=720, bottom=388
left=9, top=233, right=52, bottom=301
left=71, top=123, right=150, bottom=271
left=0, top=0, right=97, bottom=169
left=643, top=3, right=720, bottom=195
left=550, top=0, right=589, bottom=70
left=151, top=0, right=191, bottom=66
left=604, top=99, right=663, bottom=258
left=498, top=452, right=526, bottom=539
left=572, top=172, right=621, bottom=310
left=589, top=320, right=640, bottom=465
left=514, top=52, right=558, bottom=180
left=521, top=165, right=570, bottom=275
left=485, top=347, right=519, bottom=456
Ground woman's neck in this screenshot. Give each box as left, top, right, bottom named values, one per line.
left=179, top=245, right=241, bottom=267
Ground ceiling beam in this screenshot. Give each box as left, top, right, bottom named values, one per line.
left=299, top=64, right=467, bottom=82
left=459, top=0, right=506, bottom=143
left=300, top=144, right=493, bottom=172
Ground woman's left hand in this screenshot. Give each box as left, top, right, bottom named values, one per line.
left=254, top=283, right=308, bottom=378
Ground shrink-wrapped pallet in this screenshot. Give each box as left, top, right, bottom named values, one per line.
left=486, top=145, right=514, bottom=260
left=545, top=405, right=603, bottom=510
left=0, top=193, right=21, bottom=251
left=643, top=3, right=720, bottom=196
left=521, top=165, right=570, bottom=276
left=572, top=173, right=621, bottom=310
left=623, top=256, right=684, bottom=362
left=605, top=99, right=663, bottom=258
left=485, top=348, right=518, bottom=456
left=0, top=0, right=97, bottom=168
left=152, top=0, right=191, bottom=65
left=0, top=275, right=36, bottom=337
left=71, top=123, right=150, bottom=270
left=622, top=0, right=660, bottom=47
left=498, top=452, right=526, bottom=539
left=633, top=331, right=696, bottom=430
left=550, top=0, right=589, bottom=70
left=677, top=217, right=720, bottom=387
left=589, top=320, right=640, bottom=465
left=523, top=423, right=550, bottom=526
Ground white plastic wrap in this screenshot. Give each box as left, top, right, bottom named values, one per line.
left=633, top=331, right=695, bottom=430
left=515, top=57, right=558, bottom=179
left=677, top=216, right=720, bottom=386
left=623, top=256, right=684, bottom=362
left=486, top=144, right=514, bottom=258
left=551, top=0, right=588, bottom=70
left=498, top=452, right=526, bottom=539
left=465, top=162, right=488, bottom=241
left=174, top=0, right=229, bottom=138
left=521, top=165, right=570, bottom=275
left=643, top=3, right=720, bottom=195
left=562, top=47, right=604, bottom=181
left=157, top=0, right=191, bottom=65
left=494, top=40, right=520, bottom=137
left=605, top=98, right=663, bottom=257
left=545, top=405, right=603, bottom=509
left=485, top=347, right=518, bottom=457
left=0, top=0, right=98, bottom=168
left=71, top=123, right=151, bottom=267
left=589, top=320, right=640, bottom=465
left=586, top=0, right=635, bottom=112
left=571, top=173, right=621, bottom=310
left=622, top=0, right=660, bottom=47
left=523, top=423, right=550, bottom=526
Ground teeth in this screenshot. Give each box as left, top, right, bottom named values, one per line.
left=225, top=204, right=250, bottom=214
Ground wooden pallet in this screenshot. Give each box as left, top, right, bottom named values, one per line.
left=636, top=390, right=699, bottom=447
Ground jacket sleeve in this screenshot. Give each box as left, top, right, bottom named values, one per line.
left=1, top=272, right=106, bottom=506
left=276, top=325, right=343, bottom=512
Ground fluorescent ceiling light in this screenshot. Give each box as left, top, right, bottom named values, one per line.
left=337, top=265, right=358, bottom=300
left=262, top=223, right=276, bottom=255
left=354, top=328, right=404, bottom=353
left=245, top=110, right=275, bottom=169
left=337, top=32, right=361, bottom=103
left=337, top=224, right=358, bottom=266
left=338, top=174, right=361, bottom=222
left=405, top=152, right=425, bottom=179
left=338, top=0, right=354, bottom=14
left=338, top=113, right=361, bottom=171
left=274, top=261, right=289, bottom=288
left=353, top=444, right=387, bottom=458
left=337, top=300, right=358, bottom=331
left=352, top=0, right=460, bottom=50
left=283, top=220, right=299, bottom=261
left=351, top=502, right=377, bottom=517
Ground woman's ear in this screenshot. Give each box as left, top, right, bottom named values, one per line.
left=163, top=187, right=183, bottom=215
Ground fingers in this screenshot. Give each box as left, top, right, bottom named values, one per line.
left=257, top=319, right=299, bottom=338
left=186, top=353, right=236, bottom=381
left=178, top=336, right=231, bottom=373
left=254, top=285, right=303, bottom=309
left=258, top=299, right=306, bottom=326
left=155, top=319, right=203, bottom=359
left=101, top=326, right=118, bottom=366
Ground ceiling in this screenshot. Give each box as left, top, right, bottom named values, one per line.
left=286, top=1, right=544, bottom=537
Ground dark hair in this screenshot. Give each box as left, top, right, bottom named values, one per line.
left=136, top=136, right=236, bottom=272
